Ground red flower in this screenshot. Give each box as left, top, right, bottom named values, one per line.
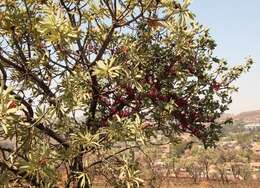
left=212, top=82, right=221, bottom=91
left=100, top=120, right=108, bottom=127
left=141, top=122, right=153, bottom=129
left=187, top=64, right=195, bottom=74
left=118, top=110, right=130, bottom=118
left=110, top=107, right=117, bottom=114
left=148, top=87, right=159, bottom=98
left=126, top=87, right=135, bottom=98
left=158, top=95, right=170, bottom=102
left=99, top=96, right=110, bottom=106
left=115, top=96, right=127, bottom=104
left=120, top=46, right=129, bottom=54
left=175, top=98, right=187, bottom=107
left=7, top=101, right=17, bottom=109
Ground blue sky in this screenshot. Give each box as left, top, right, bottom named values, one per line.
left=190, top=0, right=260, bottom=114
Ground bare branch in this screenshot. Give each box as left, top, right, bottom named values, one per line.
left=35, top=123, right=69, bottom=148
left=87, top=145, right=139, bottom=169
left=93, top=25, right=116, bottom=64
left=0, top=53, right=56, bottom=102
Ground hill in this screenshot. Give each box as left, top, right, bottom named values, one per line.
left=233, top=109, right=260, bottom=123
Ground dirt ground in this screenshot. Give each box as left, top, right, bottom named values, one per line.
left=160, top=181, right=260, bottom=188
left=93, top=178, right=260, bottom=188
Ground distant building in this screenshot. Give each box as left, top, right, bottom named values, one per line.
left=252, top=143, right=260, bottom=154
left=159, top=144, right=170, bottom=154
left=244, top=123, right=260, bottom=130
left=218, top=140, right=237, bottom=147
left=250, top=162, right=260, bottom=172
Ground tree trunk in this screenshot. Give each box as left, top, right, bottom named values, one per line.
left=67, top=146, right=90, bottom=188
left=205, top=163, right=209, bottom=180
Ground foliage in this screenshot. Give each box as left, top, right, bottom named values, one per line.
left=170, top=132, right=256, bottom=183
left=0, top=0, right=252, bottom=187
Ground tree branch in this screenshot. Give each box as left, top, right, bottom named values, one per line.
left=87, top=145, right=139, bottom=169
left=0, top=161, right=40, bottom=186
left=35, top=123, right=69, bottom=148
left=0, top=53, right=56, bottom=103
left=0, top=60, right=68, bottom=148
left=60, top=0, right=91, bottom=66
left=93, top=25, right=116, bottom=64
left=0, top=143, right=28, bottom=161
left=0, top=62, right=7, bottom=85
left=10, top=28, right=27, bottom=64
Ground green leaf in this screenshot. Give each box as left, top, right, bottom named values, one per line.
left=93, top=57, right=122, bottom=78
left=1, top=124, right=8, bottom=134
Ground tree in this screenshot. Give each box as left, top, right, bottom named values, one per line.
left=0, top=0, right=252, bottom=187
left=197, top=146, right=214, bottom=180
left=182, top=151, right=203, bottom=183
left=181, top=144, right=210, bottom=183
left=213, top=149, right=230, bottom=183
left=171, top=140, right=190, bottom=178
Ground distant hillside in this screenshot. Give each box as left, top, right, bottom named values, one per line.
left=233, top=110, right=260, bottom=123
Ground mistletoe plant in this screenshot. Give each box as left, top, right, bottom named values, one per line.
left=0, top=0, right=252, bottom=187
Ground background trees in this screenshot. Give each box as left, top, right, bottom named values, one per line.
left=168, top=131, right=257, bottom=184
left=0, top=0, right=252, bottom=187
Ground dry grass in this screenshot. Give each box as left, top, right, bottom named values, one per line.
left=93, top=179, right=260, bottom=188
left=160, top=179, right=260, bottom=188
